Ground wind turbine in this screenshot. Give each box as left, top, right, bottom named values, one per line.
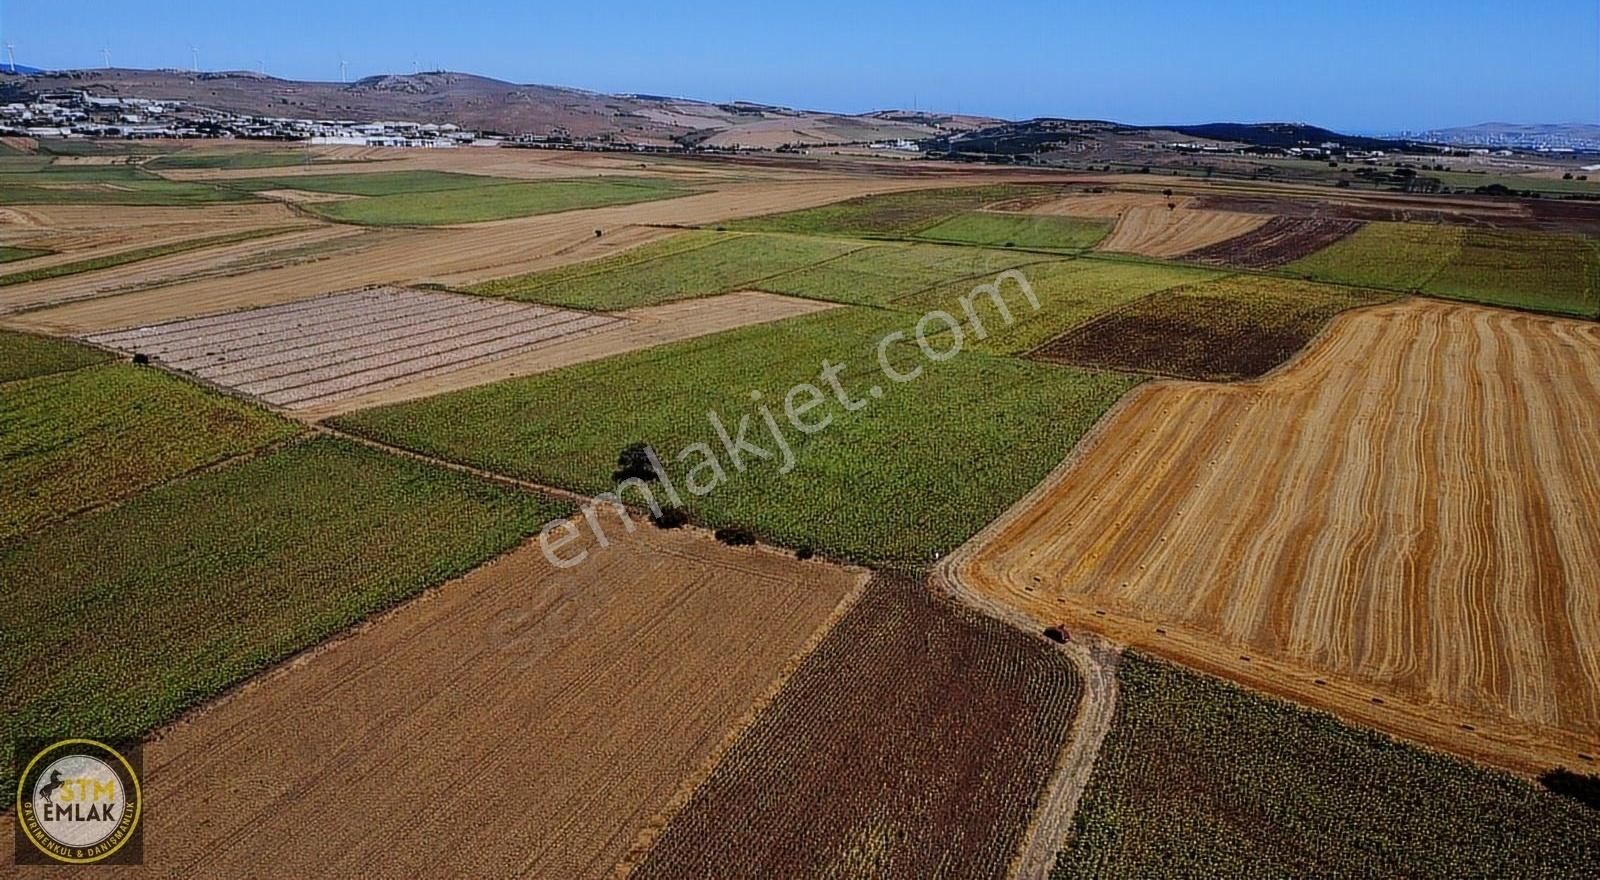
left=102, top=47, right=111, bottom=69
left=339, top=58, right=347, bottom=83
left=7, top=44, right=17, bottom=75
left=190, top=46, right=199, bottom=73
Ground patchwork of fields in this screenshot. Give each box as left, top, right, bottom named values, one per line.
left=8, top=145, right=1600, bottom=874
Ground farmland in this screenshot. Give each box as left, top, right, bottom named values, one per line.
left=959, top=299, right=1600, bottom=772
left=1054, top=654, right=1600, bottom=878
left=0, top=526, right=864, bottom=876
left=333, top=306, right=1139, bottom=565
left=0, top=328, right=110, bottom=383
left=1184, top=216, right=1364, bottom=268
left=630, top=574, right=1081, bottom=880
left=914, top=211, right=1112, bottom=251
left=0, top=245, right=52, bottom=263
left=729, top=183, right=1062, bottom=237
left=1286, top=222, right=1600, bottom=317
left=1034, top=275, right=1395, bottom=380
left=0, top=436, right=564, bottom=798
left=0, top=362, right=298, bottom=542
left=279, top=176, right=692, bottom=226
left=0, top=225, right=304, bottom=288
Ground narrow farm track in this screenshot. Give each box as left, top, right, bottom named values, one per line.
left=960, top=299, right=1600, bottom=775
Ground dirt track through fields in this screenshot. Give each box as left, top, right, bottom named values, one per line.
left=85, top=287, right=624, bottom=410
left=2, top=527, right=864, bottom=878
left=959, top=299, right=1600, bottom=774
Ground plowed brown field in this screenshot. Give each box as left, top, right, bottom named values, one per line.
left=958, top=299, right=1600, bottom=774
left=2, top=526, right=865, bottom=878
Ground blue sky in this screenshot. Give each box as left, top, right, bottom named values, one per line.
left=2, top=1, right=1594, bottom=131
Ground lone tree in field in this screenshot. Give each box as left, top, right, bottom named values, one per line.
left=615, top=442, right=660, bottom=482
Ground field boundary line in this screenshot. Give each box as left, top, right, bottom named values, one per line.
left=611, top=567, right=877, bottom=877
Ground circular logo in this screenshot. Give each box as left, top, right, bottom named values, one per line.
left=16, top=739, right=141, bottom=864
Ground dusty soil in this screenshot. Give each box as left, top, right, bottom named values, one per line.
left=959, top=299, right=1600, bottom=775
left=1183, top=215, right=1363, bottom=268
left=628, top=574, right=1082, bottom=880
left=301, top=290, right=837, bottom=418
left=85, top=287, right=625, bottom=410
left=2, top=525, right=864, bottom=878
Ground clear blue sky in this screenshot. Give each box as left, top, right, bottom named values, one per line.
left=2, top=0, right=1595, bottom=131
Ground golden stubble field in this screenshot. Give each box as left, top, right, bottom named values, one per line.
left=957, top=299, right=1600, bottom=774
left=2, top=525, right=867, bottom=878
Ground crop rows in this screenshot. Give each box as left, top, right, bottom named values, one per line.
left=632, top=574, right=1082, bottom=879
left=0, top=328, right=110, bottom=383
left=1184, top=216, right=1364, bottom=268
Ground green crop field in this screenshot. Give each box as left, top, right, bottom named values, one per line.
left=0, top=330, right=111, bottom=384
left=0, top=363, right=299, bottom=543
left=0, top=436, right=567, bottom=797
left=1288, top=223, right=1600, bottom=318
left=472, top=231, right=865, bottom=309
left=729, top=184, right=1061, bottom=237
left=146, top=150, right=358, bottom=171
left=0, top=163, right=155, bottom=185
left=760, top=240, right=1046, bottom=308
left=1036, top=275, right=1395, bottom=380
left=226, top=169, right=504, bottom=196
left=334, top=307, right=1139, bottom=565
left=1424, top=229, right=1600, bottom=318
left=0, top=179, right=258, bottom=206
left=1053, top=654, right=1600, bottom=878
left=299, top=176, right=692, bottom=226
left=915, top=211, right=1113, bottom=251
left=1285, top=222, right=1462, bottom=291
left=0, top=225, right=304, bottom=287
left=0, top=245, right=52, bottom=263
left=900, top=258, right=1219, bottom=355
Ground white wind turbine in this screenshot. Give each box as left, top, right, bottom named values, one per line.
left=7, top=44, right=18, bottom=74
left=340, top=58, right=347, bottom=83
left=102, top=47, right=111, bottom=69
left=190, top=45, right=199, bottom=72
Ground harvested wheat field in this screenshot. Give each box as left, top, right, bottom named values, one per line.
left=85, top=287, right=624, bottom=410
left=958, top=299, right=1600, bottom=774
left=0, top=525, right=865, bottom=878
left=628, top=574, right=1082, bottom=880
left=1096, top=205, right=1270, bottom=258
left=302, top=290, right=837, bottom=417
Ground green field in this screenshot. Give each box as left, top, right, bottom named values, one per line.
left=1287, top=223, right=1600, bottom=317
left=901, top=258, right=1219, bottom=355
left=0, top=225, right=303, bottom=287
left=759, top=240, right=1046, bottom=308
left=0, top=245, right=52, bottom=263
left=299, top=176, right=691, bottom=226
left=471, top=231, right=865, bottom=309
left=0, top=363, right=299, bottom=543
left=0, top=179, right=258, bottom=206
left=146, top=150, right=354, bottom=171
left=729, top=184, right=1060, bottom=237
left=915, top=211, right=1113, bottom=251
left=1054, top=654, right=1600, bottom=878
left=334, top=307, right=1139, bottom=565
left=0, top=329, right=111, bottom=384
left=226, top=169, right=502, bottom=196
left=1036, top=275, right=1395, bottom=380
left=0, top=436, right=567, bottom=796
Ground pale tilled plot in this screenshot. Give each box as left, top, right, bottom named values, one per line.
left=3, top=526, right=866, bottom=878
left=84, top=287, right=622, bottom=410
left=958, top=299, right=1600, bottom=773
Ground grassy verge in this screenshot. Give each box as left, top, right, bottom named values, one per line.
left=0, top=363, right=300, bottom=543
left=1054, top=654, right=1600, bottom=878
left=333, top=307, right=1138, bottom=565
left=0, top=435, right=568, bottom=796
left=0, top=225, right=305, bottom=287
left=0, top=329, right=111, bottom=383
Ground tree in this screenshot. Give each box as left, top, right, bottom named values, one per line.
left=614, top=442, right=659, bottom=482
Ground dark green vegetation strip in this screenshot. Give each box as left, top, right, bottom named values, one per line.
left=334, top=307, right=1138, bottom=565
left=1035, top=275, right=1396, bottom=380
left=225, top=169, right=504, bottom=196
left=0, top=329, right=110, bottom=384
left=0, top=436, right=568, bottom=796
left=1053, top=654, right=1600, bottom=878
left=0, top=363, right=300, bottom=544
left=915, top=211, right=1113, bottom=251
left=302, top=176, right=691, bottom=226
left=0, top=225, right=304, bottom=287
left=145, top=150, right=355, bottom=171
left=0, top=245, right=53, bottom=264
left=1287, top=222, right=1600, bottom=318
left=729, top=184, right=1062, bottom=237
left=633, top=574, right=1082, bottom=880
left=0, top=180, right=257, bottom=206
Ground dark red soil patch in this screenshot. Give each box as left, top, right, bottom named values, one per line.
left=1033, top=277, right=1391, bottom=381
left=1183, top=217, right=1364, bottom=269
left=629, top=574, right=1082, bottom=880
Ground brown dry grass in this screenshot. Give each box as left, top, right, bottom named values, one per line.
left=1098, top=205, right=1268, bottom=257
left=301, top=290, right=837, bottom=418
left=959, top=299, right=1600, bottom=774
left=2, top=525, right=865, bottom=878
